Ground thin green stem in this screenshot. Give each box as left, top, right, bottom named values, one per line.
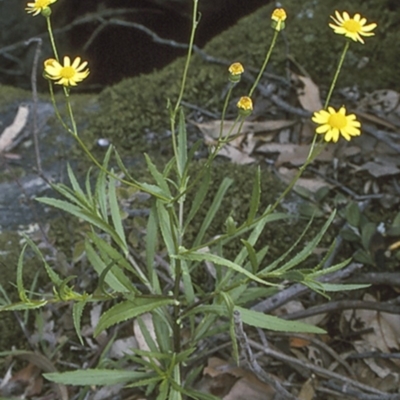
left=324, top=40, right=349, bottom=109
left=169, top=0, right=199, bottom=169
left=173, top=0, right=199, bottom=116
left=48, top=83, right=72, bottom=134
left=174, top=115, right=242, bottom=202
left=248, top=29, right=279, bottom=97
left=169, top=0, right=199, bottom=361
left=46, top=16, right=59, bottom=61
left=219, top=83, right=235, bottom=140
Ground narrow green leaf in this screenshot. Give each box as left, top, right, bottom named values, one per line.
left=146, top=204, right=161, bottom=293
left=210, top=212, right=290, bottom=254
left=180, top=259, right=195, bottom=304
left=153, top=312, right=172, bottom=354
left=185, top=304, right=226, bottom=318
left=247, top=166, right=261, bottom=224
left=67, top=163, right=85, bottom=200
left=17, top=244, right=29, bottom=303
left=233, top=206, right=273, bottom=266
left=258, top=215, right=314, bottom=275
left=265, top=211, right=336, bottom=276
left=50, top=183, right=91, bottom=210
left=157, top=379, right=169, bottom=400
left=156, top=200, right=176, bottom=257
left=84, top=168, right=94, bottom=206
left=193, top=177, right=233, bottom=247
left=37, top=197, right=126, bottom=251
left=235, top=306, right=326, bottom=334
left=309, top=258, right=351, bottom=278
left=140, top=182, right=171, bottom=200
left=44, top=369, right=151, bottom=386
left=220, top=292, right=238, bottom=363
left=184, top=167, right=211, bottom=231
left=73, top=300, right=88, bottom=345
left=241, top=239, right=258, bottom=274
left=126, top=376, right=161, bottom=388
left=144, top=154, right=171, bottom=197
left=108, top=175, right=128, bottom=254
left=23, top=235, right=62, bottom=286
left=176, top=251, right=275, bottom=286
left=236, top=286, right=278, bottom=305
left=94, top=298, right=175, bottom=337
left=169, top=385, right=183, bottom=400
left=318, top=283, right=370, bottom=292
left=88, top=233, right=146, bottom=287
left=96, top=147, right=113, bottom=223
left=177, top=108, right=187, bottom=177
left=0, top=300, right=47, bottom=311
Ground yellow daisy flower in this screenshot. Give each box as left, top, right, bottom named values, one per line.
left=44, top=56, right=90, bottom=87
left=26, top=0, right=57, bottom=16
left=271, top=8, right=287, bottom=32
left=329, top=11, right=377, bottom=44
left=312, top=106, right=361, bottom=142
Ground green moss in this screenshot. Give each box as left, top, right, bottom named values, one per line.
left=0, top=85, right=33, bottom=109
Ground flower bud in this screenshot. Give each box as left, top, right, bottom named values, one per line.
left=41, top=6, right=52, bottom=17
left=228, top=62, right=244, bottom=83
left=237, top=96, right=253, bottom=117
left=271, top=8, right=287, bottom=32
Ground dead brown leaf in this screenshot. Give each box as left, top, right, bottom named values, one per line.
left=133, top=313, right=160, bottom=366
left=358, top=161, right=400, bottom=178
left=292, top=73, right=323, bottom=112
left=217, top=143, right=256, bottom=164
left=257, top=143, right=335, bottom=166
left=199, top=357, right=276, bottom=400
left=193, top=120, right=296, bottom=140
left=358, top=89, right=399, bottom=114
left=277, top=167, right=333, bottom=192
left=0, top=105, right=29, bottom=153
left=355, top=110, right=398, bottom=131
left=298, top=376, right=316, bottom=400
left=343, top=293, right=400, bottom=368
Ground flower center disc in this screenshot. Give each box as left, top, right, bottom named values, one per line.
left=343, top=20, right=361, bottom=33
left=61, top=66, right=75, bottom=79
left=328, top=113, right=347, bottom=129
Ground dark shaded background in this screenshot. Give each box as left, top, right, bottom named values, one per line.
left=0, top=0, right=270, bottom=90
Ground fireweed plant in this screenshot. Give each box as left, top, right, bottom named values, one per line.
left=1, top=1, right=377, bottom=398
